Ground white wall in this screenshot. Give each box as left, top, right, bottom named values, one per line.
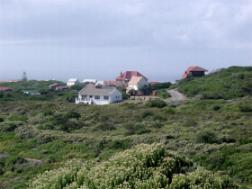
left=127, top=78, right=148, bottom=91
left=76, top=89, right=122, bottom=105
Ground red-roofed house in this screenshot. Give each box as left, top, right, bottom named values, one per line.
left=0, top=86, right=12, bottom=92
left=183, top=66, right=208, bottom=79
left=116, top=71, right=147, bottom=87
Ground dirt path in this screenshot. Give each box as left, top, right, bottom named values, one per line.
left=167, top=89, right=187, bottom=104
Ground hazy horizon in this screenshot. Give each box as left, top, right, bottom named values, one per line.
left=0, top=0, right=251, bottom=82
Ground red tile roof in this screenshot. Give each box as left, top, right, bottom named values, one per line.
left=186, top=66, right=208, bottom=72
left=0, top=86, right=12, bottom=92
left=116, top=71, right=147, bottom=81
left=183, top=66, right=208, bottom=78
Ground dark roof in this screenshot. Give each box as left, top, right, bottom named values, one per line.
left=79, top=84, right=119, bottom=96
left=49, top=83, right=64, bottom=88
left=183, top=66, right=208, bottom=78
left=186, top=66, right=208, bottom=72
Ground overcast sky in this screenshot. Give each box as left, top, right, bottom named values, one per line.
left=0, top=0, right=251, bottom=82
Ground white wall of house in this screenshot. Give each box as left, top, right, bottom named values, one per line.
left=127, top=78, right=148, bottom=91
left=67, top=79, right=79, bottom=87
left=76, top=89, right=122, bottom=105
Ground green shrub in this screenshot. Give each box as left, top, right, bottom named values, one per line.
left=196, top=131, right=219, bottom=144
left=156, top=89, right=171, bottom=99
left=8, top=114, right=28, bottom=122
left=29, top=144, right=237, bottom=189
left=239, top=103, right=252, bottom=112
left=141, top=110, right=154, bottom=118
left=146, top=99, right=167, bottom=108
left=124, top=122, right=151, bottom=135
left=0, top=121, right=23, bottom=132
left=212, top=105, right=221, bottom=111
left=94, top=122, right=116, bottom=131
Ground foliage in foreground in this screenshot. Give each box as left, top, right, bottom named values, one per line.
left=29, top=144, right=237, bottom=189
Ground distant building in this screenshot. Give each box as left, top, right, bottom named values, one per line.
left=49, top=83, right=68, bottom=91
left=104, top=80, right=117, bottom=87
left=67, top=78, right=79, bottom=87
left=0, top=80, right=19, bottom=83
left=23, top=90, right=41, bottom=96
left=82, top=79, right=97, bottom=84
left=0, top=86, right=12, bottom=92
left=55, top=85, right=68, bottom=91
left=126, top=76, right=148, bottom=93
left=115, top=71, right=147, bottom=88
left=49, top=83, right=64, bottom=90
left=76, top=83, right=122, bottom=105
left=183, top=66, right=208, bottom=79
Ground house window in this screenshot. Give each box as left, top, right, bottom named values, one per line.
left=104, top=96, right=109, bottom=100
left=82, top=95, right=87, bottom=100
left=95, top=96, right=100, bottom=99
left=89, top=95, right=93, bottom=98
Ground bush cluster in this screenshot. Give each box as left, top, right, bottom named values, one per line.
left=29, top=144, right=237, bottom=189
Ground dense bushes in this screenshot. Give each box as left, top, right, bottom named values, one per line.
left=151, top=82, right=172, bottom=90
left=146, top=99, right=167, bottom=108
left=196, top=131, right=219, bottom=144
left=29, top=144, right=237, bottom=189
left=156, top=89, right=171, bottom=99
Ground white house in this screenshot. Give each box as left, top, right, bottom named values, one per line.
left=76, top=83, right=122, bottom=105
left=67, top=78, right=79, bottom=87
left=126, top=76, right=148, bottom=93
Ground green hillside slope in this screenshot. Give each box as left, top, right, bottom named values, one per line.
left=177, top=66, right=252, bottom=99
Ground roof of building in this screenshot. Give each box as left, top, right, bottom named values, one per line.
left=186, top=66, right=208, bottom=72
left=128, top=76, right=145, bottom=86
left=183, top=66, right=208, bottom=78
left=0, top=86, right=12, bottom=91
left=79, top=83, right=120, bottom=96
left=116, top=71, right=147, bottom=81
left=49, top=83, right=64, bottom=88
left=55, top=85, right=68, bottom=90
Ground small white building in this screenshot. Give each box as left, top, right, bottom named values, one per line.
left=67, top=78, right=79, bottom=87
left=76, top=83, right=122, bottom=105
left=127, top=76, right=148, bottom=93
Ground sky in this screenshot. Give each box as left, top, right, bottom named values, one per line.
left=0, top=0, right=251, bottom=82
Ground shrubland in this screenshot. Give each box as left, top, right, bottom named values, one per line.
left=177, top=66, right=252, bottom=99
left=29, top=144, right=237, bottom=189
left=0, top=67, right=251, bottom=188
left=0, top=97, right=251, bottom=188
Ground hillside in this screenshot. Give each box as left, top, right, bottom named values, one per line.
left=0, top=80, right=78, bottom=102
left=177, top=66, right=252, bottom=99
left=0, top=98, right=251, bottom=188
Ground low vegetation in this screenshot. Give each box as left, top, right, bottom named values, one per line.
left=0, top=67, right=251, bottom=188
left=29, top=144, right=237, bottom=189
left=177, top=66, right=252, bottom=99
